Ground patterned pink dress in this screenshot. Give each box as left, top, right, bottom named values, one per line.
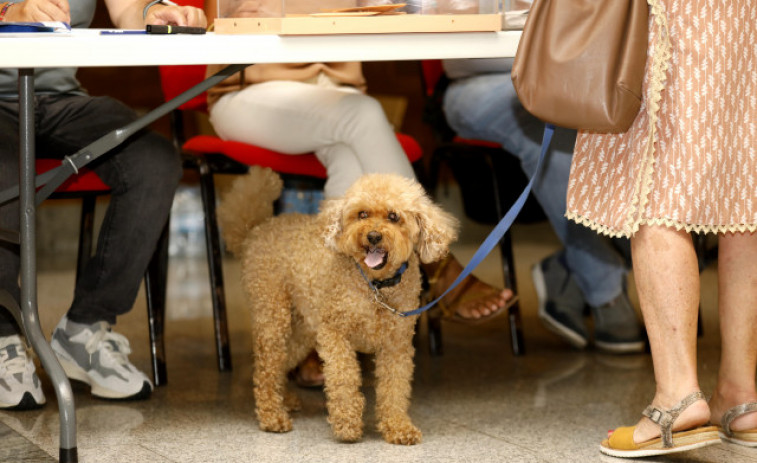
left=566, top=0, right=756, bottom=238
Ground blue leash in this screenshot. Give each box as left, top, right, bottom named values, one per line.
left=400, top=123, right=555, bottom=318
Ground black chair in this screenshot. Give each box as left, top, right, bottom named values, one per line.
left=420, top=60, right=547, bottom=356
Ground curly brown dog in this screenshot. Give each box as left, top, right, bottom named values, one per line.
left=218, top=167, right=458, bottom=445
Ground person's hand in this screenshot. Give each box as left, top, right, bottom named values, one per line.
left=3, top=0, right=71, bottom=23
left=145, top=4, right=207, bottom=28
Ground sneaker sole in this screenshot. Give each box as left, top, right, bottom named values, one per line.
left=53, top=347, right=151, bottom=400
left=0, top=391, right=46, bottom=411
left=595, top=339, right=646, bottom=354
left=531, top=264, right=588, bottom=349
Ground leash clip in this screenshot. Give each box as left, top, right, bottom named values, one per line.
left=372, top=290, right=400, bottom=315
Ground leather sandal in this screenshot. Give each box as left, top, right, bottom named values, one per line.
left=426, top=255, right=517, bottom=326
left=715, top=402, right=757, bottom=447
left=600, top=391, right=721, bottom=458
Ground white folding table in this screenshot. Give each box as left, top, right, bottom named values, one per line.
left=0, top=28, right=520, bottom=462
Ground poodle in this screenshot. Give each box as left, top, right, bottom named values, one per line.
left=218, top=167, right=458, bottom=445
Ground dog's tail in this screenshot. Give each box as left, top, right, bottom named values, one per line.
left=217, top=166, right=283, bottom=256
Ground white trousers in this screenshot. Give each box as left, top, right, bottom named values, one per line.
left=209, top=80, right=417, bottom=198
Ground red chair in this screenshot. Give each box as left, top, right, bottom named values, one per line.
left=158, top=58, right=423, bottom=376
left=36, top=159, right=170, bottom=385
left=159, top=64, right=423, bottom=177
left=420, top=60, right=549, bottom=356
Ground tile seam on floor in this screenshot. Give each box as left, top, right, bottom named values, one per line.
left=412, top=410, right=549, bottom=462
left=138, top=441, right=183, bottom=463
left=0, top=419, right=56, bottom=462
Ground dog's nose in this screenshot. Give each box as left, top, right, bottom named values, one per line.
left=367, top=231, right=382, bottom=245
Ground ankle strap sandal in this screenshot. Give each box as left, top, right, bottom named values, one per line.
left=600, top=390, right=721, bottom=457
left=716, top=402, right=757, bottom=447
left=642, top=390, right=705, bottom=448
left=721, top=402, right=757, bottom=438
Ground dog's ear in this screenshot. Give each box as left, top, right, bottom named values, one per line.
left=413, top=195, right=460, bottom=264
left=320, top=197, right=346, bottom=251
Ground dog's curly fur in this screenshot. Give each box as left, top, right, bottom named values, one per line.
left=218, top=167, right=458, bottom=445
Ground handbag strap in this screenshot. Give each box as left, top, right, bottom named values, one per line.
left=401, top=123, right=555, bottom=317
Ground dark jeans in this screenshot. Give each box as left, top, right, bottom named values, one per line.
left=0, top=94, right=181, bottom=336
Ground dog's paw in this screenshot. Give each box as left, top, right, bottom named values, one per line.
left=257, top=410, right=293, bottom=433
left=283, top=390, right=302, bottom=412
left=330, top=421, right=364, bottom=443
left=379, top=419, right=422, bottom=445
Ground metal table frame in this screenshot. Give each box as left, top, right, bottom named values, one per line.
left=0, top=29, right=520, bottom=462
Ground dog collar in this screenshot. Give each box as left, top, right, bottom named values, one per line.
left=356, top=261, right=417, bottom=316
left=356, top=261, right=408, bottom=290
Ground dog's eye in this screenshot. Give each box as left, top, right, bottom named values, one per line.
left=388, top=212, right=400, bottom=223
left=358, top=211, right=368, bottom=219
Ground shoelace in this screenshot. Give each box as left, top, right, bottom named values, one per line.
left=83, top=326, right=132, bottom=367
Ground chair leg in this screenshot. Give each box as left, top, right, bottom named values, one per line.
left=75, top=195, right=97, bottom=281
left=487, top=152, right=525, bottom=356
left=425, top=150, right=441, bottom=356
left=427, top=312, right=444, bottom=356
left=498, top=231, right=525, bottom=356
left=196, top=158, right=232, bottom=372
left=145, top=221, right=170, bottom=386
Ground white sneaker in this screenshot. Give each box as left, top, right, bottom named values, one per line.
left=0, top=334, right=46, bottom=410
left=51, top=318, right=152, bottom=400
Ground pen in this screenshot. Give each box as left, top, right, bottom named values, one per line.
left=146, top=25, right=206, bottom=35
left=100, top=30, right=146, bottom=35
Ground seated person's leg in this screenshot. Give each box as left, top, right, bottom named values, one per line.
left=213, top=79, right=514, bottom=323
left=443, top=72, right=643, bottom=350
left=40, top=94, right=181, bottom=400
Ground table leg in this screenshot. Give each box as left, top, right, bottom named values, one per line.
left=18, top=68, right=78, bottom=463
left=6, top=63, right=247, bottom=463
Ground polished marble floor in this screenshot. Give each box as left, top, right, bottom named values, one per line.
left=2, top=185, right=754, bottom=463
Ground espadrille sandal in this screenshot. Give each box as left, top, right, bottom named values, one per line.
left=715, top=402, right=757, bottom=447
left=600, top=391, right=721, bottom=458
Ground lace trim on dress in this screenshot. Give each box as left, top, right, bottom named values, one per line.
left=568, top=1, right=756, bottom=238
left=623, top=0, right=671, bottom=237
left=566, top=0, right=672, bottom=239
left=566, top=210, right=757, bottom=238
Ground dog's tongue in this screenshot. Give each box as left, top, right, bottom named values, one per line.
left=364, top=248, right=386, bottom=268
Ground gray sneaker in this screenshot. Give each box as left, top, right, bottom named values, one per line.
left=532, top=252, right=589, bottom=349
left=0, top=334, right=46, bottom=410
left=51, top=318, right=152, bottom=400
left=591, top=294, right=646, bottom=354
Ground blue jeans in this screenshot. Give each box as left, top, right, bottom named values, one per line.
left=443, top=72, right=627, bottom=307
left=0, top=94, right=181, bottom=335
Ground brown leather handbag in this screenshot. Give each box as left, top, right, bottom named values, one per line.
left=511, top=0, right=649, bottom=133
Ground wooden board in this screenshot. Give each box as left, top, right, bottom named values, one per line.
left=214, top=14, right=502, bottom=35
left=322, top=3, right=406, bottom=14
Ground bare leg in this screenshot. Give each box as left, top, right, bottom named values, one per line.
left=709, top=231, right=757, bottom=431
left=629, top=225, right=710, bottom=443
